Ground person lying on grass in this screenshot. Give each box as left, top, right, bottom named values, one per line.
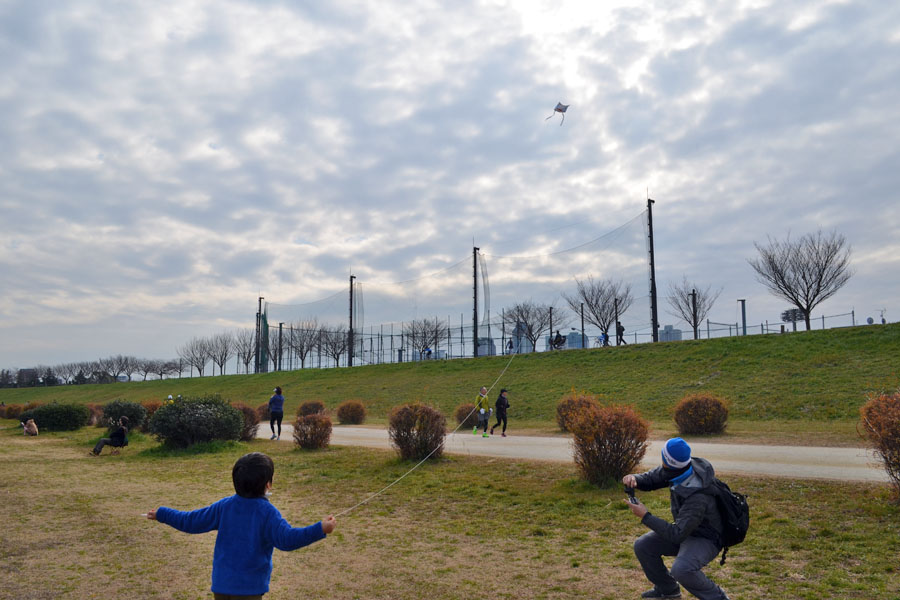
left=146, top=452, right=336, bottom=599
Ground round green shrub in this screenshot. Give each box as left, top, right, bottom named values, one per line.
left=336, top=400, right=366, bottom=425
left=103, top=400, right=148, bottom=432
left=293, top=414, right=332, bottom=449
left=18, top=403, right=89, bottom=431
left=148, top=395, right=243, bottom=448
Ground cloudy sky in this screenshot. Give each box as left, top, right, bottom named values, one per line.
left=1, top=0, right=898, bottom=370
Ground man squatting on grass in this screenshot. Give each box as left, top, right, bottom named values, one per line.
left=623, top=438, right=730, bottom=600
left=147, top=452, right=336, bottom=599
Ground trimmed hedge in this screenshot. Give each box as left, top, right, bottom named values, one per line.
left=293, top=414, right=332, bottom=449
left=148, top=395, right=242, bottom=448
left=18, top=403, right=89, bottom=431
left=454, top=403, right=479, bottom=429
left=388, top=403, right=446, bottom=461
left=233, top=403, right=261, bottom=441
left=336, top=400, right=366, bottom=425
left=570, top=403, right=649, bottom=487
left=673, top=394, right=729, bottom=435
left=298, top=401, right=326, bottom=417
left=859, top=391, right=900, bottom=500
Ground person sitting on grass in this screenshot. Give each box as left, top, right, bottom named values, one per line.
left=22, top=418, right=38, bottom=436
left=146, top=452, right=336, bottom=600
left=90, top=416, right=129, bottom=456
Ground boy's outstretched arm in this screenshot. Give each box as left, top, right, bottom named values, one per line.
left=153, top=501, right=222, bottom=534
left=270, top=515, right=334, bottom=551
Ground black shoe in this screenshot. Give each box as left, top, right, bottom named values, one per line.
left=640, top=588, right=681, bottom=599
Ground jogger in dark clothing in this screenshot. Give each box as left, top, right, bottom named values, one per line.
left=269, top=386, right=285, bottom=440
left=490, top=389, right=510, bottom=436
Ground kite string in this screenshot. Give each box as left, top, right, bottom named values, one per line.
left=333, top=351, right=518, bottom=518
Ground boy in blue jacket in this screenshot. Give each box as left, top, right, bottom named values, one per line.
left=147, top=452, right=336, bottom=599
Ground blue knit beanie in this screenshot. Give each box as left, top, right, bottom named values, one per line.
left=662, top=437, right=691, bottom=468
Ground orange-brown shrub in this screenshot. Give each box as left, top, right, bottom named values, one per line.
left=141, top=401, right=162, bottom=431
left=571, top=403, right=649, bottom=487
left=86, top=403, right=105, bottom=426
left=388, top=403, right=446, bottom=460
left=6, top=404, right=24, bottom=420
left=859, top=391, right=900, bottom=500
left=673, top=394, right=729, bottom=435
left=293, top=414, right=332, bottom=450
left=23, top=402, right=44, bottom=412
left=256, top=402, right=270, bottom=422
left=454, top=403, right=479, bottom=429
left=556, top=391, right=600, bottom=432
left=233, top=403, right=261, bottom=441
left=298, top=401, right=326, bottom=417
left=336, top=400, right=366, bottom=424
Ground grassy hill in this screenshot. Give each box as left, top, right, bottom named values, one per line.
left=3, top=323, right=898, bottom=427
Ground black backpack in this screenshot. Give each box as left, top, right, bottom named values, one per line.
left=707, top=478, right=750, bottom=565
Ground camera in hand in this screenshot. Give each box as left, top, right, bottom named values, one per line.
left=625, top=485, right=639, bottom=504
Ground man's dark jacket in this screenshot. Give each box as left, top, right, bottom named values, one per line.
left=635, top=457, right=723, bottom=546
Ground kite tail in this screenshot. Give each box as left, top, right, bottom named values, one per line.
left=545, top=113, right=555, bottom=120
left=560, top=113, right=565, bottom=125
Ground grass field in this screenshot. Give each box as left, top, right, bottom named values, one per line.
left=1, top=424, right=898, bottom=600
left=2, top=324, right=898, bottom=446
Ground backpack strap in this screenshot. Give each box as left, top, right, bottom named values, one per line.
left=719, top=545, right=729, bottom=566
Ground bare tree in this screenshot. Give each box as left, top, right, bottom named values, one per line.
left=403, top=318, right=450, bottom=359
left=748, top=229, right=853, bottom=331
left=563, top=276, right=634, bottom=336
left=320, top=325, right=348, bottom=367
left=54, top=362, right=77, bottom=385
left=289, top=320, right=320, bottom=369
left=666, top=277, right=722, bottom=339
left=136, top=359, right=157, bottom=381
left=501, top=301, right=562, bottom=352
left=233, top=329, right=256, bottom=374
left=209, top=332, right=235, bottom=375
left=178, top=337, right=211, bottom=377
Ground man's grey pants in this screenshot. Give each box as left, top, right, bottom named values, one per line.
left=634, top=531, right=728, bottom=600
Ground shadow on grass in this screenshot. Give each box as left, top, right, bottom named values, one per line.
left=138, top=439, right=248, bottom=457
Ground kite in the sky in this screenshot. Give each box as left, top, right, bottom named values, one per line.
left=545, top=102, right=569, bottom=125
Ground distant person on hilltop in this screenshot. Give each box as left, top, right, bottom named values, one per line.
left=269, top=386, right=285, bottom=441
left=617, top=321, right=627, bottom=345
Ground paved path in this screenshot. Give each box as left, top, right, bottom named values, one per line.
left=260, top=424, right=888, bottom=482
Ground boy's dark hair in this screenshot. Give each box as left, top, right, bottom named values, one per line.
left=232, top=452, right=275, bottom=498
left=119, top=416, right=129, bottom=426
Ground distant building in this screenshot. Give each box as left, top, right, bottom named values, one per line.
left=477, top=337, right=496, bottom=356
left=659, top=325, right=683, bottom=342
left=510, top=322, right=533, bottom=353
left=566, top=331, right=586, bottom=349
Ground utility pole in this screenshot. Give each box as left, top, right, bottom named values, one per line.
left=278, top=322, right=284, bottom=371
left=255, top=296, right=264, bottom=373
left=549, top=306, right=554, bottom=350
left=348, top=275, right=355, bottom=367
left=738, top=299, right=747, bottom=336
left=691, top=289, right=698, bottom=340
left=614, top=297, right=619, bottom=346
left=580, top=303, right=585, bottom=349
left=647, top=197, right=659, bottom=342
left=473, top=247, right=479, bottom=358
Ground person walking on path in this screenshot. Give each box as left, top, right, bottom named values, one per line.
left=473, top=386, right=492, bottom=438
left=269, top=387, right=285, bottom=440
left=622, top=437, right=730, bottom=600
left=490, top=389, right=510, bottom=437
left=616, top=321, right=628, bottom=345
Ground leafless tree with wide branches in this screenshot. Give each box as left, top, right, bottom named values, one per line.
left=501, top=301, right=564, bottom=352
left=290, top=319, right=320, bottom=369
left=403, top=317, right=449, bottom=359
left=563, top=276, right=634, bottom=336
left=320, top=325, right=348, bottom=367
left=209, top=332, right=234, bottom=376
left=178, top=337, right=211, bottom=377
left=665, top=277, right=722, bottom=339
left=748, top=229, right=852, bottom=331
